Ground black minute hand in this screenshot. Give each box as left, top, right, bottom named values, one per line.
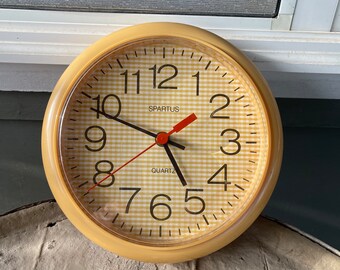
left=93, top=110, right=185, bottom=150
left=163, top=144, right=187, bottom=186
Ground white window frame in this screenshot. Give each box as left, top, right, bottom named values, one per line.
left=1, top=0, right=340, bottom=99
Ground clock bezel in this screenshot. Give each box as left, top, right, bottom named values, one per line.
left=42, top=22, right=283, bottom=263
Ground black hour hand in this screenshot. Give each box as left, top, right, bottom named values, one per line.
left=163, top=144, right=187, bottom=186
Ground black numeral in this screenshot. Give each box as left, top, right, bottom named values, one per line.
left=120, top=70, right=140, bottom=94
left=93, top=160, right=115, bottom=187
left=132, top=70, right=140, bottom=94
left=184, top=189, right=205, bottom=215
left=150, top=194, right=172, bottom=221
left=91, top=94, right=121, bottom=119
left=207, top=164, right=230, bottom=191
left=84, top=126, right=106, bottom=152
left=192, top=72, right=200, bottom=96
left=149, top=64, right=178, bottom=89
left=210, top=94, right=230, bottom=119
left=120, top=70, right=128, bottom=94
left=119, top=187, right=141, bottom=213
left=149, top=64, right=157, bottom=89
left=220, top=129, right=241, bottom=155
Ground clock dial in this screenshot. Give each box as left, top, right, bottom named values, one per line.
left=58, top=38, right=269, bottom=246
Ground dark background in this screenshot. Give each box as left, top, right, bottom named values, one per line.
left=0, top=0, right=280, bottom=17
left=0, top=91, right=339, bottom=249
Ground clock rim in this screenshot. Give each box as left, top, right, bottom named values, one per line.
left=41, top=22, right=283, bottom=263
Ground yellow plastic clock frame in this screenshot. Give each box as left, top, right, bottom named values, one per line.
left=42, top=22, right=283, bottom=263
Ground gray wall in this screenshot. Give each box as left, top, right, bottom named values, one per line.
left=0, top=91, right=339, bottom=249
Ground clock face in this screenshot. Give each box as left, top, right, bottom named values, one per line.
left=58, top=38, right=270, bottom=247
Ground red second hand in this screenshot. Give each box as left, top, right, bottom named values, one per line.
left=87, top=142, right=157, bottom=192
left=87, top=113, right=197, bottom=192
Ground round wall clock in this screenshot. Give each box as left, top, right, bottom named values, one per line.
left=42, top=23, right=283, bottom=263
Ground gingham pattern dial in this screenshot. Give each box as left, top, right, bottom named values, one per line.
left=59, top=38, right=269, bottom=246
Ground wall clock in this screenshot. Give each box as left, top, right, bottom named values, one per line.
left=42, top=22, right=283, bottom=263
